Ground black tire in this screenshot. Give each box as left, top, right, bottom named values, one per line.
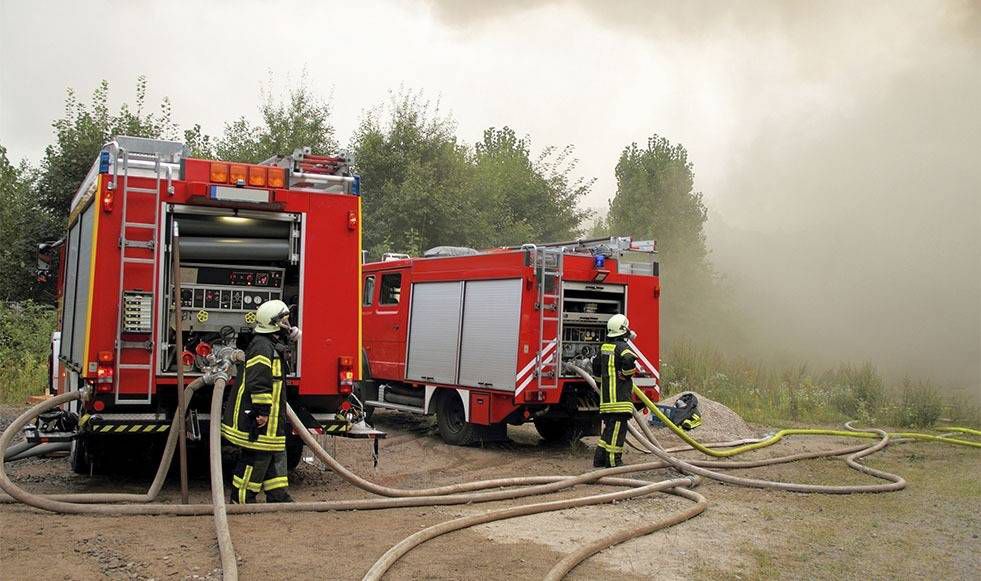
left=435, top=391, right=481, bottom=446
left=68, top=435, right=90, bottom=475
left=285, top=436, right=304, bottom=472
left=534, top=417, right=600, bottom=444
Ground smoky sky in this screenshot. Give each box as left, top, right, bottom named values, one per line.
left=2, top=1, right=979, bottom=389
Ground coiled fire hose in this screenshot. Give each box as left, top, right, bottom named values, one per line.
left=3, top=361, right=977, bottom=580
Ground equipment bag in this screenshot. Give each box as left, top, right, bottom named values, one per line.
left=649, top=393, right=702, bottom=431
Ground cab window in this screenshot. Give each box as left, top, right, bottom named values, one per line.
left=379, top=273, right=402, bottom=305
left=362, top=275, right=375, bottom=306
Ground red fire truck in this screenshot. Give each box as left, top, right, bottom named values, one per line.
left=358, top=240, right=662, bottom=445
left=41, top=136, right=366, bottom=472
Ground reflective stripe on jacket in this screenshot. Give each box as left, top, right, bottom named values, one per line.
left=591, top=338, right=637, bottom=414
left=221, top=334, right=287, bottom=451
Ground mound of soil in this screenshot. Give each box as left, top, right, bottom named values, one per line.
left=655, top=391, right=760, bottom=443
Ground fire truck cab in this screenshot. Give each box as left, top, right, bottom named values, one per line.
left=359, top=239, right=662, bottom=445
left=45, top=136, right=366, bottom=472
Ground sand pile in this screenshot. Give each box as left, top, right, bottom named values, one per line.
left=653, top=391, right=760, bottom=443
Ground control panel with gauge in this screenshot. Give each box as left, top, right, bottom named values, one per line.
left=173, top=264, right=286, bottom=333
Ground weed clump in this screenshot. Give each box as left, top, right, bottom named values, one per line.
left=0, top=301, right=56, bottom=404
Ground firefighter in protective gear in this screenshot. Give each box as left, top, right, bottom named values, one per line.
left=591, top=314, right=638, bottom=468
left=223, top=300, right=298, bottom=503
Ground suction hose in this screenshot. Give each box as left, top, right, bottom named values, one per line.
left=568, top=365, right=907, bottom=493
left=0, top=378, right=207, bottom=504
left=209, top=376, right=237, bottom=581
left=361, top=476, right=706, bottom=581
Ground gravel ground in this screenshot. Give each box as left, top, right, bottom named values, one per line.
left=1, top=398, right=978, bottom=580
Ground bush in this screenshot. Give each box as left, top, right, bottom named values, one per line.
left=0, top=301, right=56, bottom=404
left=659, top=341, right=974, bottom=428
left=892, top=379, right=944, bottom=428
left=826, top=362, right=885, bottom=422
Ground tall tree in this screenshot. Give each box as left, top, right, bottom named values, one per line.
left=607, top=135, right=717, bottom=341
left=36, top=77, right=179, bottom=219
left=352, top=91, right=474, bottom=258
left=0, top=147, right=57, bottom=301
left=214, top=80, right=337, bottom=163
left=469, top=127, right=589, bottom=247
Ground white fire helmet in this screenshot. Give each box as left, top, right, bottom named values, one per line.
left=607, top=314, right=630, bottom=338
left=255, top=300, right=290, bottom=334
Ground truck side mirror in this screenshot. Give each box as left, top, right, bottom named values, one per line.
left=36, top=240, right=63, bottom=284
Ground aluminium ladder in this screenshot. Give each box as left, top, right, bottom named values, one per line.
left=534, top=246, right=564, bottom=391
left=112, top=149, right=164, bottom=405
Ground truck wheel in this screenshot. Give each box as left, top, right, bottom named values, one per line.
left=435, top=391, right=480, bottom=446
left=68, top=436, right=90, bottom=474
left=534, top=417, right=599, bottom=444
left=285, top=436, right=304, bottom=472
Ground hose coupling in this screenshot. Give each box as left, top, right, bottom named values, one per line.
left=79, top=385, right=94, bottom=403
left=203, top=370, right=230, bottom=385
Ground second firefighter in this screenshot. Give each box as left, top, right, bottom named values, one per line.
left=591, top=314, right=639, bottom=468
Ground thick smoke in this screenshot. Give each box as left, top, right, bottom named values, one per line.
left=427, top=0, right=981, bottom=391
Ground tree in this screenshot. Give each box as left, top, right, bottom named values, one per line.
left=214, top=80, right=337, bottom=163
left=0, top=147, right=56, bottom=301
left=607, top=135, right=718, bottom=341
left=36, top=77, right=179, bottom=219
left=352, top=91, right=474, bottom=257
left=469, top=127, right=589, bottom=247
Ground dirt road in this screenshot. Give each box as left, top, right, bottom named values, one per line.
left=2, top=407, right=979, bottom=580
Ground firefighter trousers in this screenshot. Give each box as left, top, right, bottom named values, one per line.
left=230, top=448, right=290, bottom=504
left=594, top=413, right=631, bottom=468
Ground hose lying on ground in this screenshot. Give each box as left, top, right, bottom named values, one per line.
left=0, top=378, right=207, bottom=504
left=3, top=442, right=70, bottom=462
left=3, top=367, right=975, bottom=580
left=569, top=365, right=907, bottom=494
left=361, top=476, right=706, bottom=581
left=543, top=486, right=708, bottom=581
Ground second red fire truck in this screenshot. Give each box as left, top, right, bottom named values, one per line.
left=358, top=240, right=662, bottom=445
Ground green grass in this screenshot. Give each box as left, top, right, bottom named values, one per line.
left=660, top=340, right=981, bottom=429
left=0, top=301, right=56, bottom=404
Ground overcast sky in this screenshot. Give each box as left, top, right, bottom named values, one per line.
left=2, top=0, right=979, bottom=388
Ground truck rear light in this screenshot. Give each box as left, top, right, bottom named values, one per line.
left=102, top=190, right=114, bottom=212
left=92, top=400, right=106, bottom=411
left=210, top=162, right=229, bottom=183
left=248, top=166, right=267, bottom=187
left=267, top=168, right=286, bottom=188
left=98, top=350, right=113, bottom=363
left=523, top=390, right=547, bottom=402
left=338, top=355, right=354, bottom=394
left=347, top=210, right=358, bottom=230
left=95, top=384, right=113, bottom=394
left=229, top=164, right=247, bottom=185
left=96, top=363, right=113, bottom=385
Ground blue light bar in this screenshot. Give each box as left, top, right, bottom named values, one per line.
left=98, top=150, right=111, bottom=174
left=352, top=175, right=361, bottom=195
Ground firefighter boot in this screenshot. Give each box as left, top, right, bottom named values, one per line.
left=265, top=489, right=294, bottom=503
left=593, top=445, right=608, bottom=468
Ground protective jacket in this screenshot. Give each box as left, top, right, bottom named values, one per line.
left=221, top=334, right=287, bottom=452
left=591, top=338, right=637, bottom=414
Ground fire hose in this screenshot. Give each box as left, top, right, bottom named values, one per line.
left=2, top=359, right=977, bottom=580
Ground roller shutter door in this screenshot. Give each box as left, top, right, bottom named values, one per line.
left=458, top=279, right=522, bottom=390
left=406, top=282, right=464, bottom=384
